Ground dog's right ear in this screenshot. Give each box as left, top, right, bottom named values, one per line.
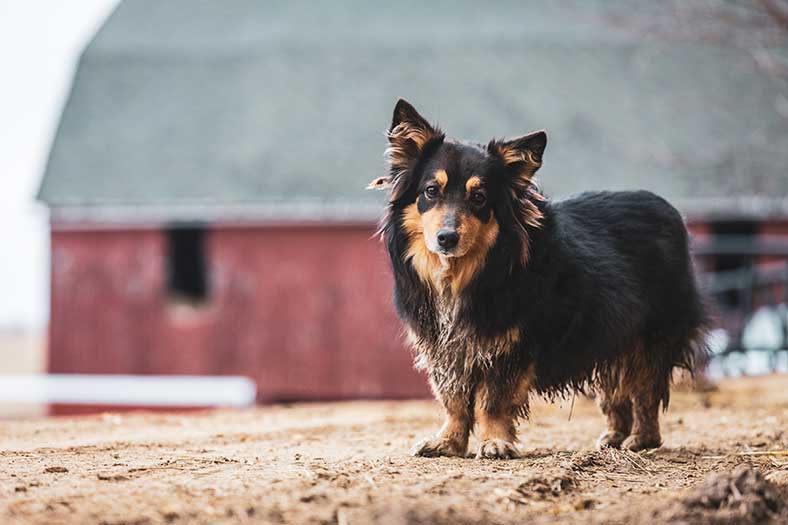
left=374, top=99, right=443, bottom=201
left=488, top=130, right=547, bottom=184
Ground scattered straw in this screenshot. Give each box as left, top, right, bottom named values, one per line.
left=364, top=473, right=378, bottom=489
left=602, top=448, right=657, bottom=475
left=701, top=450, right=788, bottom=460
left=567, top=392, right=576, bottom=422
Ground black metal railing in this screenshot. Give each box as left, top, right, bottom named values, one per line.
left=693, top=234, right=788, bottom=375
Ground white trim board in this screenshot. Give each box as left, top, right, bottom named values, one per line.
left=0, top=374, right=257, bottom=407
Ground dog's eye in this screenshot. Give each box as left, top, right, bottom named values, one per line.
left=470, top=191, right=487, bottom=206
left=424, top=186, right=439, bottom=199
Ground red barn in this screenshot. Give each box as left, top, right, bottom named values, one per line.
left=39, top=1, right=788, bottom=403
left=43, top=223, right=426, bottom=401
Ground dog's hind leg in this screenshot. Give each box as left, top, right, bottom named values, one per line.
left=621, top=391, right=662, bottom=451
left=620, top=350, right=665, bottom=451
left=473, top=365, right=534, bottom=459
left=596, top=390, right=633, bottom=450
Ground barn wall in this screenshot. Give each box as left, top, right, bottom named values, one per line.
left=48, top=219, right=788, bottom=404
left=48, top=225, right=430, bottom=401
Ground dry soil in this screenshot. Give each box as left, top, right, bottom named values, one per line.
left=1, top=375, right=787, bottom=524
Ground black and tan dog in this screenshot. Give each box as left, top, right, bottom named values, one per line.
left=370, top=99, right=709, bottom=459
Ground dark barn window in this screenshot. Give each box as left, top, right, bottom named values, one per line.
left=710, top=219, right=758, bottom=310
left=166, top=226, right=209, bottom=302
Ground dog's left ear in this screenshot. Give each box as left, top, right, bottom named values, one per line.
left=488, top=130, right=547, bottom=265
left=488, top=130, right=547, bottom=183
left=368, top=99, right=444, bottom=199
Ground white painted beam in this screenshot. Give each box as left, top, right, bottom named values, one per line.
left=0, top=374, right=256, bottom=407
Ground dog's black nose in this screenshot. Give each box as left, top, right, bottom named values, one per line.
left=436, top=230, right=459, bottom=250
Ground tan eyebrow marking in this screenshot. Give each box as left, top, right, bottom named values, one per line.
left=465, top=176, right=482, bottom=193
left=434, top=169, right=448, bottom=189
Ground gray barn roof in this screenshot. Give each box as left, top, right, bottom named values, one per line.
left=39, top=0, right=788, bottom=223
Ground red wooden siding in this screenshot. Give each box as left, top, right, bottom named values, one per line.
left=48, top=218, right=788, bottom=407
left=48, top=225, right=430, bottom=401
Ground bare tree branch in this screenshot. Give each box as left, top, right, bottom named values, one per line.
left=760, top=0, right=788, bottom=32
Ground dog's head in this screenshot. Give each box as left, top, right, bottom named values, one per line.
left=370, top=99, right=546, bottom=268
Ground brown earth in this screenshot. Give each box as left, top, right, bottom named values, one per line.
left=1, top=375, right=787, bottom=525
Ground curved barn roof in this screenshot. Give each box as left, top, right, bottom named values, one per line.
left=39, top=0, right=788, bottom=223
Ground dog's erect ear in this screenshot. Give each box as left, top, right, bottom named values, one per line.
left=390, top=98, right=433, bottom=134
left=376, top=99, right=443, bottom=201
left=488, top=130, right=547, bottom=182
left=488, top=130, right=547, bottom=265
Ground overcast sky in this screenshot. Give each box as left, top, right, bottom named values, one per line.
left=0, top=0, right=118, bottom=330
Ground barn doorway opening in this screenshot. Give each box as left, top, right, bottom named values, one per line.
left=166, top=226, right=209, bottom=303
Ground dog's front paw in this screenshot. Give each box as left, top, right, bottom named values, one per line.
left=596, top=430, right=628, bottom=450
left=476, top=439, right=521, bottom=460
left=411, top=436, right=466, bottom=458
left=621, top=433, right=661, bottom=452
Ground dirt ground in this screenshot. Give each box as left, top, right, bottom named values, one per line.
left=1, top=375, right=787, bottom=525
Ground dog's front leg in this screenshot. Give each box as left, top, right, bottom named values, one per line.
left=412, top=384, right=472, bottom=458
left=474, top=365, right=534, bottom=459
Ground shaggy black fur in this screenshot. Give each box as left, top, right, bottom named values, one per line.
left=388, top=188, right=708, bottom=396
left=375, top=99, right=709, bottom=456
